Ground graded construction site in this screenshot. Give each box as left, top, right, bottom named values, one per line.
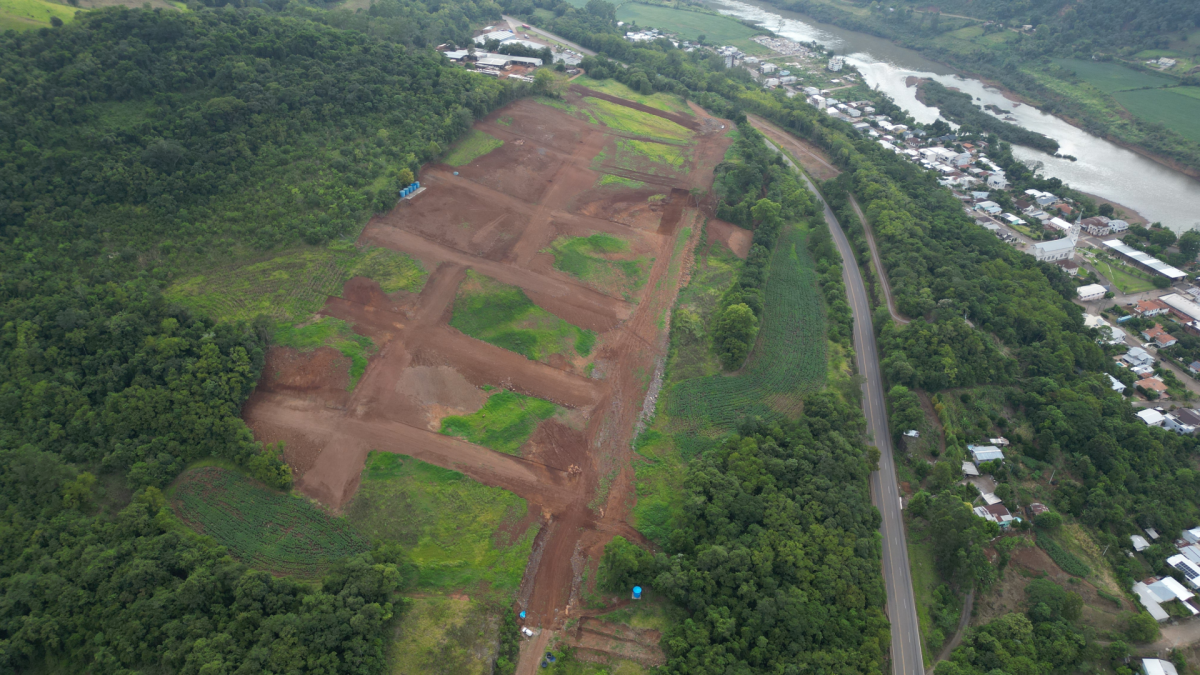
left=243, top=87, right=732, bottom=668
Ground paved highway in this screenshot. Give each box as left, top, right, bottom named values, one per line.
left=772, top=143, right=926, bottom=675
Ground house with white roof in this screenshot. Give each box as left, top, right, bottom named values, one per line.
left=1109, top=374, right=1127, bottom=393
left=1137, top=409, right=1165, bottom=427
left=1144, top=659, right=1179, bottom=675
left=962, top=461, right=980, bottom=477
left=1167, top=553, right=1200, bottom=589
left=969, top=445, right=1004, bottom=464
left=1132, top=577, right=1198, bottom=621
left=1124, top=347, right=1155, bottom=368
left=1185, top=527, right=1200, bottom=544
left=1077, top=284, right=1106, bottom=302
left=1132, top=534, right=1151, bottom=551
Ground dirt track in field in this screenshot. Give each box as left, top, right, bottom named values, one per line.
left=243, top=93, right=732, bottom=661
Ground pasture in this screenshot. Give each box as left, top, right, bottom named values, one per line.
left=440, top=390, right=560, bottom=455
left=450, top=271, right=597, bottom=361
left=614, top=3, right=771, bottom=55
left=1112, top=87, right=1200, bottom=143
left=1051, top=58, right=1173, bottom=93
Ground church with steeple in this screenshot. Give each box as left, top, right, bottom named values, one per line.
left=1030, top=214, right=1080, bottom=262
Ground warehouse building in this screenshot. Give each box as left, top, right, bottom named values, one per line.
left=1103, top=240, right=1187, bottom=280
left=1159, top=293, right=1200, bottom=323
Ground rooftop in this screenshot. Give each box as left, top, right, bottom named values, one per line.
left=1104, top=240, right=1187, bottom=279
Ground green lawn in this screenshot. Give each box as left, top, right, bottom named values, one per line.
left=0, top=0, right=78, bottom=31
left=1092, top=258, right=1157, bottom=294
left=613, top=2, right=771, bottom=55
left=907, top=522, right=940, bottom=668
left=585, top=97, right=693, bottom=142
left=442, top=129, right=503, bottom=166
left=1050, top=58, right=1173, bottom=93
left=450, top=270, right=596, bottom=362
left=345, top=452, right=538, bottom=592
left=440, top=390, right=560, bottom=455
left=1112, top=87, right=1200, bottom=143
left=544, top=233, right=652, bottom=299
left=166, top=242, right=426, bottom=325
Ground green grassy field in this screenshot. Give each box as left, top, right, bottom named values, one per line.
left=597, top=173, right=646, bottom=188
left=573, top=75, right=693, bottom=115
left=387, top=596, right=502, bottom=675
left=615, top=138, right=689, bottom=171
left=1112, top=87, right=1200, bottom=143
left=0, top=0, right=78, bottom=31
left=666, top=225, right=827, bottom=428
left=450, top=270, right=596, bottom=362
left=440, top=390, right=560, bottom=455
left=1092, top=257, right=1157, bottom=294
left=585, top=97, right=693, bottom=142
left=443, top=129, right=503, bottom=166
left=907, top=520, right=942, bottom=667
left=1051, top=58, right=1174, bottom=93
left=171, top=466, right=369, bottom=578
left=273, top=317, right=376, bottom=390
left=346, top=452, right=538, bottom=591
left=166, top=242, right=426, bottom=325
left=614, top=2, right=770, bottom=55
left=545, top=234, right=651, bottom=299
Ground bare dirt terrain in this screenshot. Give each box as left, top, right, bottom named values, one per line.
left=243, top=92, right=732, bottom=670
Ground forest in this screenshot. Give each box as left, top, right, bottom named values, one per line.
left=0, top=6, right=522, bottom=673
left=915, top=80, right=1059, bottom=154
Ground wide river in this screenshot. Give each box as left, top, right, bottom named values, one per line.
left=707, top=0, right=1200, bottom=232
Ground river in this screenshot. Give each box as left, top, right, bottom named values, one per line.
left=706, top=0, right=1200, bottom=232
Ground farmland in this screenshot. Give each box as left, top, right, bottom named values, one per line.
left=442, top=129, right=504, bottom=166
left=573, top=76, right=693, bottom=115
left=273, top=317, right=376, bottom=390
left=1112, top=87, right=1200, bottom=143
left=344, top=453, right=537, bottom=591
left=0, top=0, right=78, bottom=31
left=613, top=2, right=771, bottom=56
left=666, top=225, right=828, bottom=428
left=171, top=466, right=369, bottom=578
left=450, top=271, right=597, bottom=362
left=585, top=97, right=693, bottom=142
left=1049, top=58, right=1173, bottom=93
left=615, top=138, right=689, bottom=171
left=166, top=242, right=426, bottom=324
left=440, top=390, right=561, bottom=455
left=545, top=234, right=652, bottom=299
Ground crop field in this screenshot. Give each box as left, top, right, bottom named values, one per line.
left=572, top=76, right=693, bottom=116
left=1051, top=58, right=1174, bottom=93
left=545, top=234, right=651, bottom=298
left=273, top=317, right=376, bottom=389
left=450, top=270, right=597, bottom=361
left=345, top=452, right=538, bottom=591
left=666, top=225, right=827, bottom=428
left=613, top=3, right=771, bottom=55
left=166, top=242, right=426, bottom=324
left=0, top=0, right=78, bottom=31
left=442, top=129, right=503, bottom=166
left=1112, top=87, right=1200, bottom=143
left=172, top=466, right=369, bottom=578
left=440, top=390, right=560, bottom=455
left=615, top=138, right=689, bottom=171
left=585, top=98, right=693, bottom=142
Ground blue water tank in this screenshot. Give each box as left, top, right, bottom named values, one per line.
left=414, top=181, right=419, bottom=188
left=632, top=586, right=643, bottom=600
left=519, top=611, right=526, bottom=619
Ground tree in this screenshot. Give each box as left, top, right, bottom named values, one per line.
left=534, top=67, right=556, bottom=95
left=50, top=15, right=63, bottom=26
left=1178, top=229, right=1200, bottom=261
left=600, top=536, right=656, bottom=591
left=584, top=0, right=615, bottom=22
left=713, top=303, right=758, bottom=369
left=1125, top=611, right=1161, bottom=643
left=1035, top=511, right=1063, bottom=529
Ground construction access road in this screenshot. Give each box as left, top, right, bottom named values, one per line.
left=767, top=136, right=926, bottom=675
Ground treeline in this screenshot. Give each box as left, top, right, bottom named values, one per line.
left=602, top=401, right=888, bottom=675
left=708, top=125, right=817, bottom=369
left=916, top=79, right=1059, bottom=153
left=0, top=7, right=524, bottom=672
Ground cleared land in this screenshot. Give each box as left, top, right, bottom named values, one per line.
left=240, top=90, right=733, bottom=647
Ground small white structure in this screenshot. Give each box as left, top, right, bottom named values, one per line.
left=1077, top=284, right=1106, bottom=302
left=1184, top=527, right=1200, bottom=544
left=989, top=437, right=1010, bottom=447
left=962, top=461, right=980, bottom=477
left=980, top=492, right=1002, bottom=506
left=1137, top=409, right=1165, bottom=427
left=1144, top=659, right=1180, bottom=675
left=474, top=29, right=515, bottom=45
left=1168, top=554, right=1200, bottom=589
left=761, top=62, right=778, bottom=74
left=1132, top=582, right=1173, bottom=622
left=1124, top=347, right=1155, bottom=368
left=1146, top=527, right=1161, bottom=540
left=969, top=445, right=1004, bottom=463
left=1108, top=374, right=1127, bottom=394
left=1131, top=534, right=1151, bottom=552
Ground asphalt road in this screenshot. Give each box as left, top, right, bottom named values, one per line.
left=500, top=16, right=597, bottom=56
left=773, top=144, right=926, bottom=675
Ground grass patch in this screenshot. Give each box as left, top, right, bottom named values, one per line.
left=573, top=75, right=694, bottom=115
left=0, top=0, right=78, bottom=31
left=443, top=129, right=503, bottom=166
left=1112, top=87, right=1200, bottom=144
left=387, top=596, right=501, bottom=675
left=1051, top=58, right=1174, bottom=93
left=171, top=466, right=369, bottom=579
left=907, top=520, right=941, bottom=666
left=440, top=390, right=560, bottom=456
left=613, top=2, right=771, bottom=56
left=598, top=173, right=646, bottom=188
left=584, top=97, right=693, bottom=142
left=165, top=242, right=426, bottom=325
left=545, top=234, right=651, bottom=298
left=666, top=225, right=827, bottom=428
left=450, top=270, right=596, bottom=362
left=1092, top=256, right=1157, bottom=294
left=345, top=452, right=537, bottom=591
left=273, top=317, right=376, bottom=390
left=1036, top=532, right=1092, bottom=577
left=614, top=138, right=689, bottom=171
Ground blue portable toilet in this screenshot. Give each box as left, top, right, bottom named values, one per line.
left=632, top=586, right=643, bottom=600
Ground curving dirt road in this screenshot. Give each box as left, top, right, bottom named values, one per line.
left=850, top=195, right=910, bottom=325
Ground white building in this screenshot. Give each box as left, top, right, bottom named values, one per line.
left=761, top=62, right=777, bottom=74
left=1160, top=293, right=1200, bottom=323
left=1077, top=284, right=1106, bottom=302
left=1165, top=408, right=1200, bottom=434
left=1132, top=534, right=1151, bottom=551
left=1167, top=554, right=1200, bottom=589
left=1031, top=217, right=1080, bottom=262
left=986, top=173, right=1009, bottom=189
left=969, top=445, right=1004, bottom=463
left=828, top=56, right=844, bottom=71
left=1137, top=409, right=1165, bottom=427
left=1144, top=659, right=1180, bottom=675
left=473, top=29, right=515, bottom=45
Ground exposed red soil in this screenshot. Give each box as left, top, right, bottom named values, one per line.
left=747, top=113, right=840, bottom=181
left=706, top=219, right=752, bottom=258
left=567, top=617, right=666, bottom=668
left=242, top=95, right=733, bottom=667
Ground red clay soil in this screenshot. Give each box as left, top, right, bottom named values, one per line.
left=242, top=96, right=734, bottom=666
left=568, top=617, right=666, bottom=668
left=747, top=113, right=841, bottom=181
left=706, top=219, right=752, bottom=258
